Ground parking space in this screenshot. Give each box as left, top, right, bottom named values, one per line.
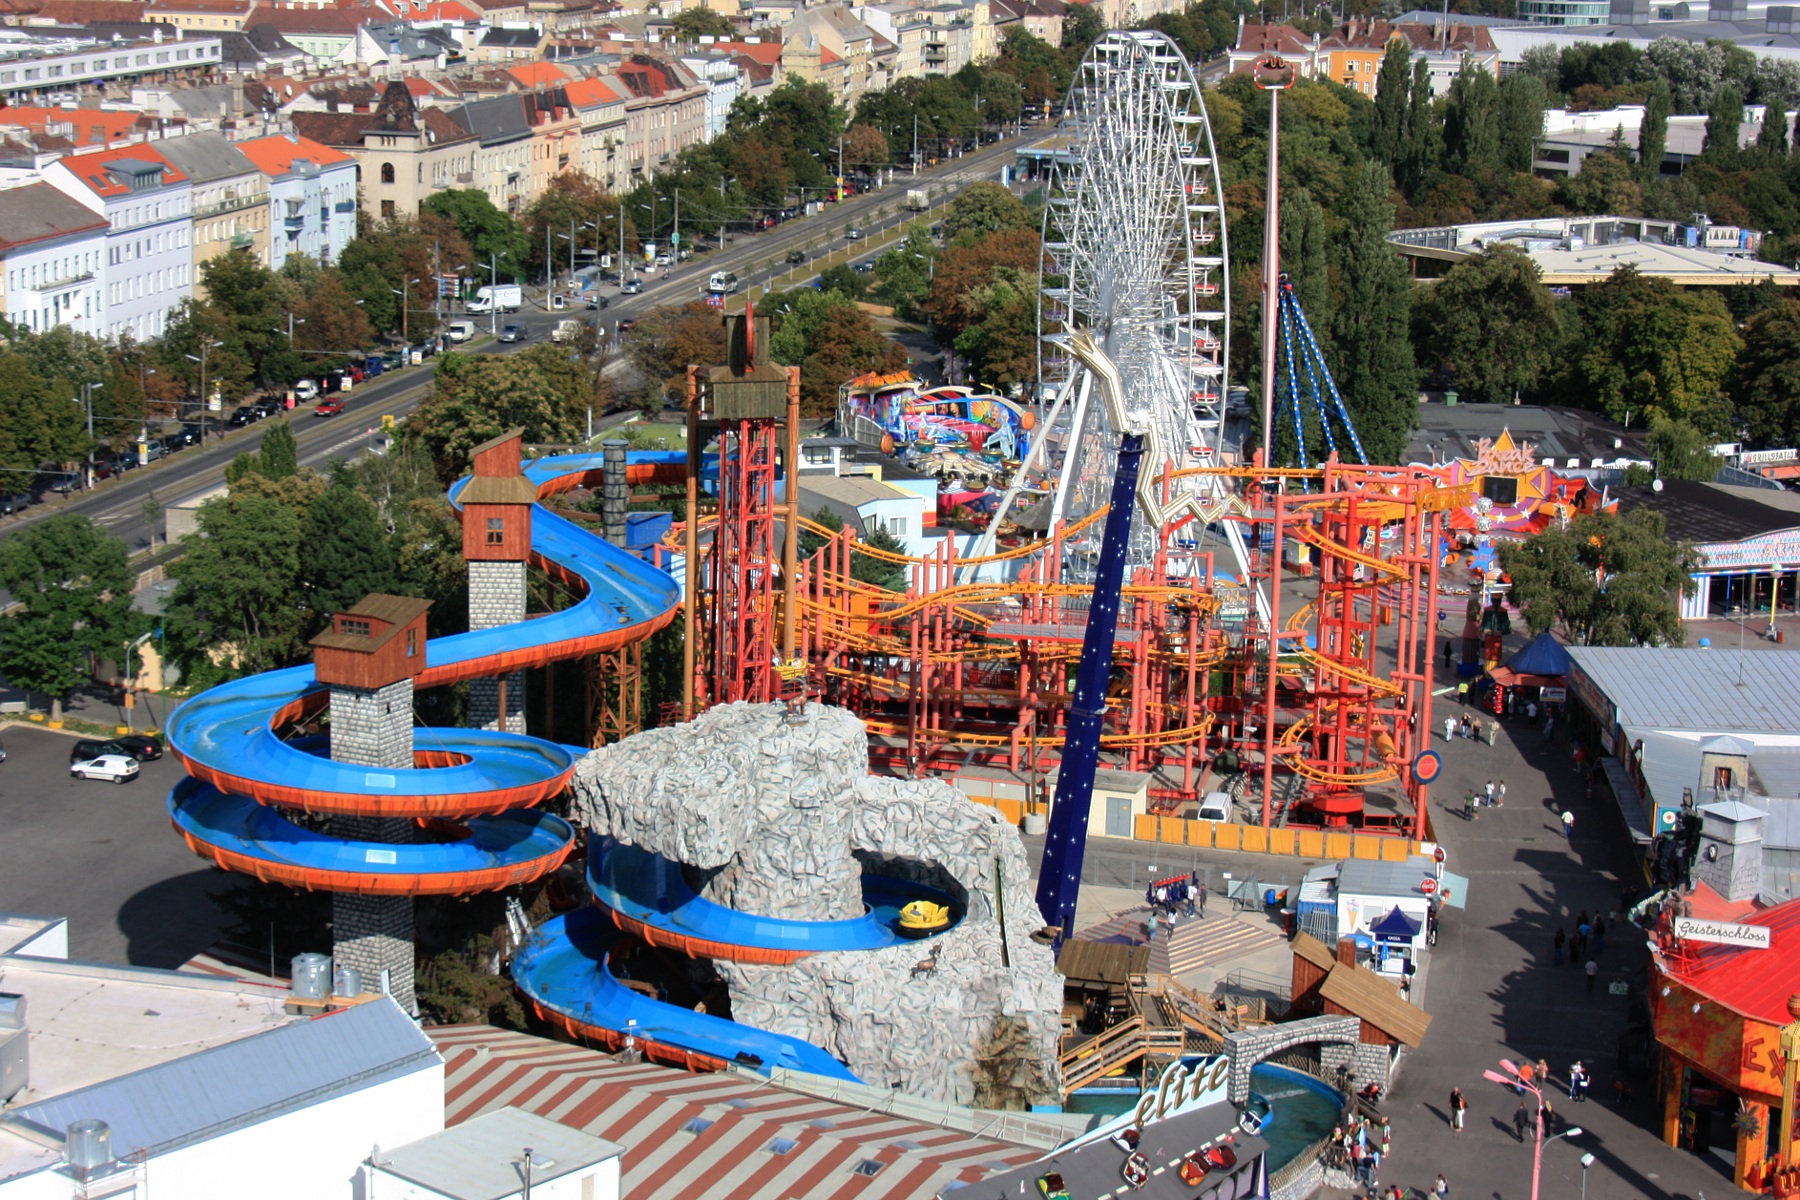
left=0, top=724, right=224, bottom=967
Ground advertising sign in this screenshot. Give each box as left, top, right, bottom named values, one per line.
left=1672, top=917, right=1772, bottom=949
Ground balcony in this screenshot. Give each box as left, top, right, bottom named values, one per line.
left=231, top=232, right=254, bottom=248
left=193, top=192, right=264, bottom=218
left=334, top=199, right=355, bottom=212
left=284, top=213, right=306, bottom=230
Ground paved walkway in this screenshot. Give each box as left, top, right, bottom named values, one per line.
left=1323, top=691, right=1744, bottom=1200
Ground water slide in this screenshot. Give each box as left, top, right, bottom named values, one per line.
left=163, top=447, right=939, bottom=1080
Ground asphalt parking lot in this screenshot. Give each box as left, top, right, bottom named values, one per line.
left=0, top=723, right=224, bottom=967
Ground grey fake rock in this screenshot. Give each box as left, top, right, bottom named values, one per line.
left=568, top=701, right=1064, bottom=1108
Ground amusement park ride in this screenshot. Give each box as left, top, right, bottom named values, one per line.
left=661, top=34, right=1458, bottom=849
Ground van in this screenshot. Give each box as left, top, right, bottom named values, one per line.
left=1196, top=792, right=1231, bottom=822
left=446, top=320, right=476, bottom=343
left=707, top=270, right=738, bottom=294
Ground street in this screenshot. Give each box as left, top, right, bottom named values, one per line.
left=0, top=134, right=1027, bottom=558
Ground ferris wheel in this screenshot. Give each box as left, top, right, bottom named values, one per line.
left=983, top=30, right=1259, bottom=612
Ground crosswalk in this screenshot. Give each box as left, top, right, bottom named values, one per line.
left=1074, top=908, right=1285, bottom=978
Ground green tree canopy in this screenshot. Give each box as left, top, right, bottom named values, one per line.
left=1499, top=507, right=1697, bottom=646
left=1731, top=299, right=1800, bottom=447
left=1413, top=247, right=1562, bottom=405
left=0, top=346, right=86, bottom=471
left=1569, top=267, right=1740, bottom=432
left=1327, top=163, right=1418, bottom=466
left=0, top=515, right=139, bottom=714
left=302, top=484, right=398, bottom=616
left=669, top=7, right=731, bottom=38
left=165, top=492, right=310, bottom=681
left=422, top=191, right=529, bottom=281
left=942, top=182, right=1036, bottom=243
left=406, top=345, right=591, bottom=483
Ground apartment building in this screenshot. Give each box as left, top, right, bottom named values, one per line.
left=613, top=54, right=707, bottom=182
left=450, top=93, right=535, bottom=213
left=1229, top=19, right=1499, bottom=97
left=157, top=128, right=267, bottom=271
left=563, top=73, right=628, bottom=191
left=238, top=132, right=355, bottom=270
left=0, top=181, right=106, bottom=334
left=291, top=80, right=480, bottom=219
left=0, top=28, right=224, bottom=105
left=43, top=141, right=194, bottom=341
left=141, top=0, right=254, bottom=30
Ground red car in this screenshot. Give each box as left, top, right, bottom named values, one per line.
left=315, top=398, right=346, bottom=417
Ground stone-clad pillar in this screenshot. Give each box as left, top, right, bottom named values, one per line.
left=467, top=560, right=526, bottom=733
left=329, top=677, right=417, bottom=1013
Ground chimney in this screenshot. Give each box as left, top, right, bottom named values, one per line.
left=1336, top=937, right=1357, bottom=967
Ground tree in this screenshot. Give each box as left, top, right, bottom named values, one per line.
left=338, top=214, right=471, bottom=336
left=1370, top=40, right=1413, bottom=167
left=768, top=289, right=905, bottom=414
left=1731, top=300, right=1800, bottom=446
left=293, top=267, right=374, bottom=361
left=626, top=301, right=728, bottom=399
left=1499, top=507, right=1697, bottom=646
left=1639, top=79, right=1671, bottom=182
left=817, top=263, right=866, bottom=300
left=422, top=190, right=530, bottom=280
left=1757, top=90, right=1790, bottom=159
left=0, top=346, right=85, bottom=471
left=1703, top=83, right=1745, bottom=166
left=872, top=224, right=937, bottom=318
left=840, top=122, right=891, bottom=172
left=669, top=7, right=731, bottom=39
left=951, top=278, right=1038, bottom=392
left=1061, top=2, right=1104, bottom=54
left=942, top=182, right=1035, bottom=242
left=1442, top=61, right=1501, bottom=177
left=199, top=248, right=291, bottom=385
left=1569, top=267, right=1740, bottom=431
left=921, top=227, right=1043, bottom=340
left=1413, top=247, right=1561, bottom=405
left=1497, top=74, right=1550, bottom=174
left=521, top=173, right=633, bottom=278
left=1398, top=59, right=1438, bottom=197
left=166, top=492, right=310, bottom=681
left=225, top=420, right=300, bottom=484
left=302, top=485, right=398, bottom=617
left=1279, top=187, right=1331, bottom=337
left=1327, top=163, right=1419, bottom=466
left=0, top=515, right=139, bottom=718
left=1646, top=416, right=1723, bottom=480
left=407, top=345, right=592, bottom=483
left=1553, top=148, right=1643, bottom=214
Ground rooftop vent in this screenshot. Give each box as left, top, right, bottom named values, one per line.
left=65, top=1119, right=112, bottom=1172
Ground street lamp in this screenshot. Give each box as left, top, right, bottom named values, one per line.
left=390, top=278, right=420, bottom=343
left=182, top=339, right=224, bottom=442
left=276, top=313, right=305, bottom=344
left=1483, top=1060, right=1583, bottom=1200
left=77, top=381, right=102, bottom=489
left=1580, top=1153, right=1595, bottom=1200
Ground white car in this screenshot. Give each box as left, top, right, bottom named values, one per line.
left=293, top=379, right=320, bottom=402
left=71, top=753, right=139, bottom=784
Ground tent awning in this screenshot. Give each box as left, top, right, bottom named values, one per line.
left=1506, top=631, right=1571, bottom=677
left=1370, top=906, right=1422, bottom=937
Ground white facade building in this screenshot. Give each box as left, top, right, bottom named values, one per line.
left=0, top=182, right=108, bottom=336
left=43, top=144, right=194, bottom=342
left=239, top=133, right=358, bottom=272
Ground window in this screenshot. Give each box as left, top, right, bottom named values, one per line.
left=680, top=1118, right=713, bottom=1134
left=381, top=199, right=396, bottom=219
left=768, top=1139, right=798, bottom=1156
left=380, top=161, right=395, bottom=184
left=852, top=1160, right=886, bottom=1177
left=1715, top=766, right=1735, bottom=791
left=486, top=516, right=505, bottom=545
left=341, top=618, right=372, bottom=637
left=406, top=627, right=417, bottom=657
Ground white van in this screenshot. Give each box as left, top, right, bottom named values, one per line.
left=707, top=270, right=738, bottom=295
left=1196, top=792, right=1232, bottom=822
left=446, top=320, right=477, bottom=343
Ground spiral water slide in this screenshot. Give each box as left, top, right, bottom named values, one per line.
left=164, top=449, right=940, bottom=1082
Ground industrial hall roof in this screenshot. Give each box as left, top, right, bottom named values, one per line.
left=1567, top=647, right=1800, bottom=734
left=1611, top=480, right=1800, bottom=545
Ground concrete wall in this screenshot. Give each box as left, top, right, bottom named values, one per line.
left=1222, top=1015, right=1364, bottom=1104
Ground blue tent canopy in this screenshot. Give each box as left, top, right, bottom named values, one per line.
left=1370, top=906, right=1422, bottom=938
left=1506, top=631, right=1571, bottom=678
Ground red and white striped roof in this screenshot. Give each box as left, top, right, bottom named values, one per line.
left=429, top=1025, right=1044, bottom=1200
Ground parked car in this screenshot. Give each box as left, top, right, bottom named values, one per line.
left=228, top=405, right=258, bottom=427
left=445, top=319, right=476, bottom=343
left=413, top=340, right=437, bottom=360
left=159, top=434, right=185, bottom=456
left=315, top=398, right=346, bottom=417
left=293, top=379, right=319, bottom=402
left=381, top=351, right=406, bottom=370
left=499, top=324, right=526, bottom=343
left=175, top=423, right=203, bottom=445
left=93, top=460, right=117, bottom=481
left=363, top=355, right=385, bottom=378
left=253, top=395, right=284, bottom=418
left=69, top=738, right=128, bottom=764
left=49, top=474, right=80, bottom=494
left=137, top=440, right=164, bottom=465
left=108, top=453, right=137, bottom=474
left=70, top=753, right=139, bottom=784
left=0, top=493, right=32, bottom=515
left=111, top=734, right=163, bottom=762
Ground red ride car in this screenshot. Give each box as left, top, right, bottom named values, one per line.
left=315, top=398, right=346, bottom=417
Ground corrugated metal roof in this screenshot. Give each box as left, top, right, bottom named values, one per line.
left=1335, top=855, right=1438, bottom=900
left=6, top=998, right=439, bottom=1154
left=1568, top=647, right=1800, bottom=732
left=428, top=1025, right=1043, bottom=1200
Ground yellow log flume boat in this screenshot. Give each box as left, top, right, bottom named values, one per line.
left=897, top=900, right=952, bottom=937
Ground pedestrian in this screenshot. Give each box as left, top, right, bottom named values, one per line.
left=1527, top=700, right=1539, bottom=722
left=1506, top=689, right=1516, bottom=717
left=1497, top=779, right=1507, bottom=807
left=1184, top=880, right=1197, bottom=918
left=1449, top=1087, right=1466, bottom=1132
left=1464, top=792, right=1478, bottom=822
left=1143, top=917, right=1155, bottom=944
left=1166, top=909, right=1178, bottom=939
left=1569, top=1061, right=1586, bottom=1101
left=1544, top=714, right=1556, bottom=740
left=1471, top=717, right=1483, bottom=742
left=1585, top=957, right=1598, bottom=992
left=1593, top=918, right=1606, bottom=957
left=1443, top=640, right=1454, bottom=668
left=1486, top=719, right=1498, bottom=745
left=1553, top=927, right=1566, bottom=965
left=1514, top=1100, right=1532, bottom=1142
left=1459, top=714, right=1471, bottom=739
left=1435, top=1172, right=1450, bottom=1197
left=1457, top=680, right=1470, bottom=706
left=1561, top=810, right=1575, bottom=839
left=1380, top=1120, right=1391, bottom=1157
left=1485, top=780, right=1495, bottom=806
left=1197, top=881, right=1207, bottom=918
left=1576, top=918, right=1592, bottom=960
left=1442, top=716, right=1454, bottom=742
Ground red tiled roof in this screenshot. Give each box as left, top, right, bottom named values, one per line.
left=248, top=7, right=366, bottom=34
left=1233, top=22, right=1312, bottom=54
left=289, top=110, right=376, bottom=146
left=564, top=75, right=625, bottom=109
left=53, top=142, right=187, bottom=198
left=237, top=132, right=353, bottom=175
left=0, top=105, right=149, bottom=146
left=33, top=0, right=146, bottom=21
left=504, top=61, right=569, bottom=88
left=1669, top=889, right=1800, bottom=1025
left=710, top=40, right=781, bottom=66
left=427, top=1025, right=1044, bottom=1200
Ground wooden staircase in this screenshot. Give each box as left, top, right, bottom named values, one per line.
left=1058, top=1013, right=1185, bottom=1096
